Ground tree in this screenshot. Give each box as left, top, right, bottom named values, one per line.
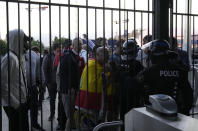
left=53, top=36, right=71, bottom=48
left=53, top=36, right=66, bottom=45
left=0, top=39, right=7, bottom=56
left=31, top=39, right=44, bottom=53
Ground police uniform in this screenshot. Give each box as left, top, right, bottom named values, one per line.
left=137, top=39, right=193, bottom=115
left=115, top=39, right=144, bottom=121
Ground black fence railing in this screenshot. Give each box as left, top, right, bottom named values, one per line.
left=0, top=1, right=153, bottom=131
left=172, top=0, right=198, bottom=118
left=0, top=0, right=197, bottom=131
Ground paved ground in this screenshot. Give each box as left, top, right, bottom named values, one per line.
left=2, top=92, right=198, bottom=131
left=2, top=92, right=58, bottom=131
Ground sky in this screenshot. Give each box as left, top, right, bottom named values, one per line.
left=0, top=0, right=198, bottom=47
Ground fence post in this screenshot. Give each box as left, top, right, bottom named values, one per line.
left=0, top=56, right=1, bottom=131
left=153, top=0, right=171, bottom=41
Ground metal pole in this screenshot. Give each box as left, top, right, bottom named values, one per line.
left=48, top=0, right=53, bottom=130
left=0, top=44, right=2, bottom=131
left=85, top=0, right=90, bottom=129
left=153, top=0, right=170, bottom=41
left=17, top=2, right=22, bottom=131
left=184, top=0, right=192, bottom=63
left=169, top=0, right=173, bottom=48
left=39, top=3, right=43, bottom=128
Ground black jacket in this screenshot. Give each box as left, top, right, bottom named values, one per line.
left=138, top=63, right=193, bottom=115
left=114, top=60, right=144, bottom=120
left=60, top=50, right=80, bottom=94
left=42, top=53, right=56, bottom=85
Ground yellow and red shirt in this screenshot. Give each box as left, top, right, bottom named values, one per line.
left=75, top=59, right=113, bottom=111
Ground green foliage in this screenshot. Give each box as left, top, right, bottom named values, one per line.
left=53, top=36, right=67, bottom=46
left=53, top=36, right=72, bottom=48
left=0, top=39, right=7, bottom=56
left=31, top=39, right=44, bottom=53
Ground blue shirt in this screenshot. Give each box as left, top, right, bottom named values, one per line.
left=26, top=50, right=45, bottom=87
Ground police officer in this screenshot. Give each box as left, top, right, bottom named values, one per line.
left=120, top=39, right=143, bottom=75
left=137, top=39, right=193, bottom=115
left=112, top=39, right=144, bottom=122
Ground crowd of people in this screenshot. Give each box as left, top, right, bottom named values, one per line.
left=1, top=29, right=193, bottom=131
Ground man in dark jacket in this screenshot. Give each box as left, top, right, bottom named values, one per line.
left=118, top=39, right=144, bottom=121
left=59, top=38, right=82, bottom=131
left=42, top=43, right=60, bottom=121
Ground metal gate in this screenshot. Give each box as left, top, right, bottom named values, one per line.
left=0, top=0, right=197, bottom=131
left=171, top=0, right=198, bottom=118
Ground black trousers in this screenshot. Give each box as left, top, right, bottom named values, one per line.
left=4, top=103, right=29, bottom=131
left=48, top=83, right=57, bottom=116
left=57, top=92, right=67, bottom=128
left=38, top=85, right=45, bottom=107
left=28, top=85, right=39, bottom=126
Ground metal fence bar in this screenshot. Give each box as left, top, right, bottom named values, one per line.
left=152, top=0, right=155, bottom=39
left=103, top=0, right=106, bottom=76
left=134, top=0, right=136, bottom=39
left=86, top=0, right=91, bottom=129
left=110, top=9, right=114, bottom=121
left=17, top=2, right=22, bottom=131
left=141, top=12, right=143, bottom=64
left=175, top=0, right=178, bottom=41
left=28, top=0, right=33, bottom=130
left=58, top=8, right=62, bottom=130
left=77, top=13, right=80, bottom=131
left=94, top=8, right=99, bottom=125
left=68, top=0, right=72, bottom=130
left=39, top=3, right=44, bottom=128
left=0, top=56, right=1, bottom=131
left=170, top=0, right=173, bottom=48
left=2, top=0, right=198, bottom=130
left=111, top=10, right=113, bottom=58
left=118, top=0, right=121, bottom=122
left=77, top=6, right=81, bottom=131
left=186, top=0, right=190, bottom=59
left=0, top=0, right=155, bottom=130
left=48, top=0, right=53, bottom=130
left=5, top=2, right=11, bottom=130
left=102, top=0, right=107, bottom=122
left=95, top=9, right=97, bottom=40
left=59, top=6, right=61, bottom=44
left=148, top=0, right=150, bottom=37
left=0, top=0, right=154, bottom=13
left=0, top=44, right=1, bottom=131
left=0, top=56, right=2, bottom=131
left=85, top=0, right=89, bottom=129
left=173, top=0, right=198, bottom=118
left=192, top=16, right=195, bottom=118
left=6, top=0, right=10, bottom=111
left=126, top=10, right=129, bottom=112
left=93, top=121, right=123, bottom=131
left=173, top=12, right=198, bottom=17
left=181, top=15, right=183, bottom=50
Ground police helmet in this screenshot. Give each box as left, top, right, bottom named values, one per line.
left=148, top=39, right=170, bottom=56
left=121, top=39, right=139, bottom=61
